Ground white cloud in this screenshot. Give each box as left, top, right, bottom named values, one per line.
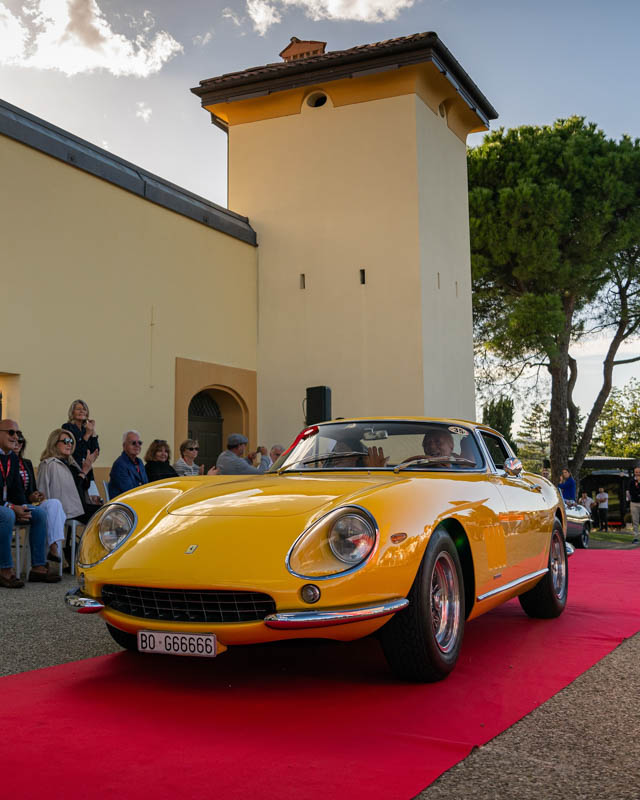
left=245, top=0, right=417, bottom=34
left=246, top=0, right=281, bottom=35
left=192, top=30, right=213, bottom=47
left=135, top=100, right=152, bottom=123
left=0, top=4, right=30, bottom=60
left=571, top=335, right=640, bottom=359
left=0, top=0, right=182, bottom=77
left=222, top=7, right=243, bottom=26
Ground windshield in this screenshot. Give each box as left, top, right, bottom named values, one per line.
left=271, top=421, right=485, bottom=473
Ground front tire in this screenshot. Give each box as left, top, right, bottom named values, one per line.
left=518, top=521, right=568, bottom=618
left=380, top=527, right=465, bottom=682
left=106, top=623, right=138, bottom=652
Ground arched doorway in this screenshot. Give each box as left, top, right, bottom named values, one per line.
left=188, top=391, right=223, bottom=472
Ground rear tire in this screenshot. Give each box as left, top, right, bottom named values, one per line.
left=518, top=520, right=568, bottom=618
left=380, top=527, right=465, bottom=682
left=106, top=623, right=138, bottom=652
left=576, top=525, right=590, bottom=549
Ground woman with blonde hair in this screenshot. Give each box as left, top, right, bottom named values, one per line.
left=38, top=429, right=101, bottom=528
left=62, top=399, right=99, bottom=482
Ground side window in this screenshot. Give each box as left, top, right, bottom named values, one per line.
left=480, top=432, right=509, bottom=471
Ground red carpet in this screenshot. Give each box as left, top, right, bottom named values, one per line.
left=4, top=550, right=640, bottom=799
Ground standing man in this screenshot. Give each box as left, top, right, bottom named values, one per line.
left=108, top=430, right=149, bottom=498
left=626, top=466, right=640, bottom=545
left=216, top=434, right=271, bottom=475
left=558, top=468, right=576, bottom=502
left=0, top=419, right=59, bottom=587
left=595, top=487, right=609, bottom=532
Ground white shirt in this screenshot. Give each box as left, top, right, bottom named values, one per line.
left=595, top=492, right=609, bottom=509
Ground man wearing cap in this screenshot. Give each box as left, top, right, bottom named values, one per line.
left=216, top=434, right=272, bottom=475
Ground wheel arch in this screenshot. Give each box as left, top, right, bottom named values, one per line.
left=437, top=518, right=475, bottom=620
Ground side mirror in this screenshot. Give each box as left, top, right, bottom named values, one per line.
left=504, top=457, right=523, bottom=478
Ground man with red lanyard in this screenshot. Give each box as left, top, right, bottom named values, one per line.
left=107, top=429, right=149, bottom=499
left=0, top=419, right=60, bottom=588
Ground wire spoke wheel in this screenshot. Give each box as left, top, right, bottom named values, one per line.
left=430, top=551, right=461, bottom=654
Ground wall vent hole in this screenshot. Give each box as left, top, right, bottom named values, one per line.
left=307, top=92, right=327, bottom=108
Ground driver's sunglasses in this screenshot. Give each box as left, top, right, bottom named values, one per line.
left=0, top=428, right=22, bottom=438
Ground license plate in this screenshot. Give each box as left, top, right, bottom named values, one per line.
left=137, top=631, right=217, bottom=658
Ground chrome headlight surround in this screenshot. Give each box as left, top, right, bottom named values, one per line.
left=286, top=505, right=379, bottom=580
left=76, top=502, right=138, bottom=568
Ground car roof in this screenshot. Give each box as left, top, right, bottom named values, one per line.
left=314, top=417, right=502, bottom=436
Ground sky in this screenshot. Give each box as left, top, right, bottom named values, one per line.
left=1, top=0, right=639, bottom=426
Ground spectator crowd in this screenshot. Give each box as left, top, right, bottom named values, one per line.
left=0, top=398, right=284, bottom=590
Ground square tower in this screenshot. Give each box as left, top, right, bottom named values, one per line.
left=192, top=32, right=497, bottom=445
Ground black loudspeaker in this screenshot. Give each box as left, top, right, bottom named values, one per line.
left=306, top=386, right=332, bottom=424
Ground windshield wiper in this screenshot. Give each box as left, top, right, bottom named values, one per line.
left=393, top=456, right=476, bottom=473
left=277, top=451, right=365, bottom=474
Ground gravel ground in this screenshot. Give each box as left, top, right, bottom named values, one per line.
left=0, top=574, right=119, bottom=677
left=2, top=569, right=639, bottom=799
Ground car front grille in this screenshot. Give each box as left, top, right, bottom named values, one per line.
left=101, top=584, right=276, bottom=623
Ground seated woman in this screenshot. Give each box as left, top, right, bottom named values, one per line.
left=37, top=429, right=102, bottom=530
left=174, top=439, right=203, bottom=476
left=325, top=441, right=388, bottom=468
left=11, top=434, right=66, bottom=563
left=145, top=439, right=178, bottom=481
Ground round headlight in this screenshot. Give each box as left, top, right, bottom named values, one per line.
left=328, top=513, right=376, bottom=565
left=98, top=505, right=135, bottom=551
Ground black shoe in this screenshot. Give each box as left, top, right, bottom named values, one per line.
left=28, top=569, right=62, bottom=583
left=633, top=538, right=639, bottom=544
left=47, top=549, right=61, bottom=563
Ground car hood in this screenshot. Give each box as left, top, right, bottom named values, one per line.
left=165, top=474, right=396, bottom=518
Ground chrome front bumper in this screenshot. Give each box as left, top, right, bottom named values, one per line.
left=65, top=587, right=105, bottom=613
left=64, top=587, right=408, bottom=627
left=264, top=598, right=408, bottom=629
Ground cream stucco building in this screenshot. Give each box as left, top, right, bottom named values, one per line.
left=1, top=31, right=496, bottom=488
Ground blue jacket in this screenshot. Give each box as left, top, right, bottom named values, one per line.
left=108, top=452, right=148, bottom=499
left=558, top=475, right=576, bottom=502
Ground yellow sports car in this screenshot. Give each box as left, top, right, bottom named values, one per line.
left=66, top=418, right=569, bottom=682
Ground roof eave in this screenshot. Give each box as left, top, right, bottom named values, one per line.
left=191, top=34, right=498, bottom=126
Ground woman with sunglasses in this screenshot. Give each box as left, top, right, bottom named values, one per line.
left=10, top=434, right=67, bottom=563
left=174, top=439, right=204, bottom=476
left=144, top=439, right=178, bottom=482
left=37, top=429, right=102, bottom=532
